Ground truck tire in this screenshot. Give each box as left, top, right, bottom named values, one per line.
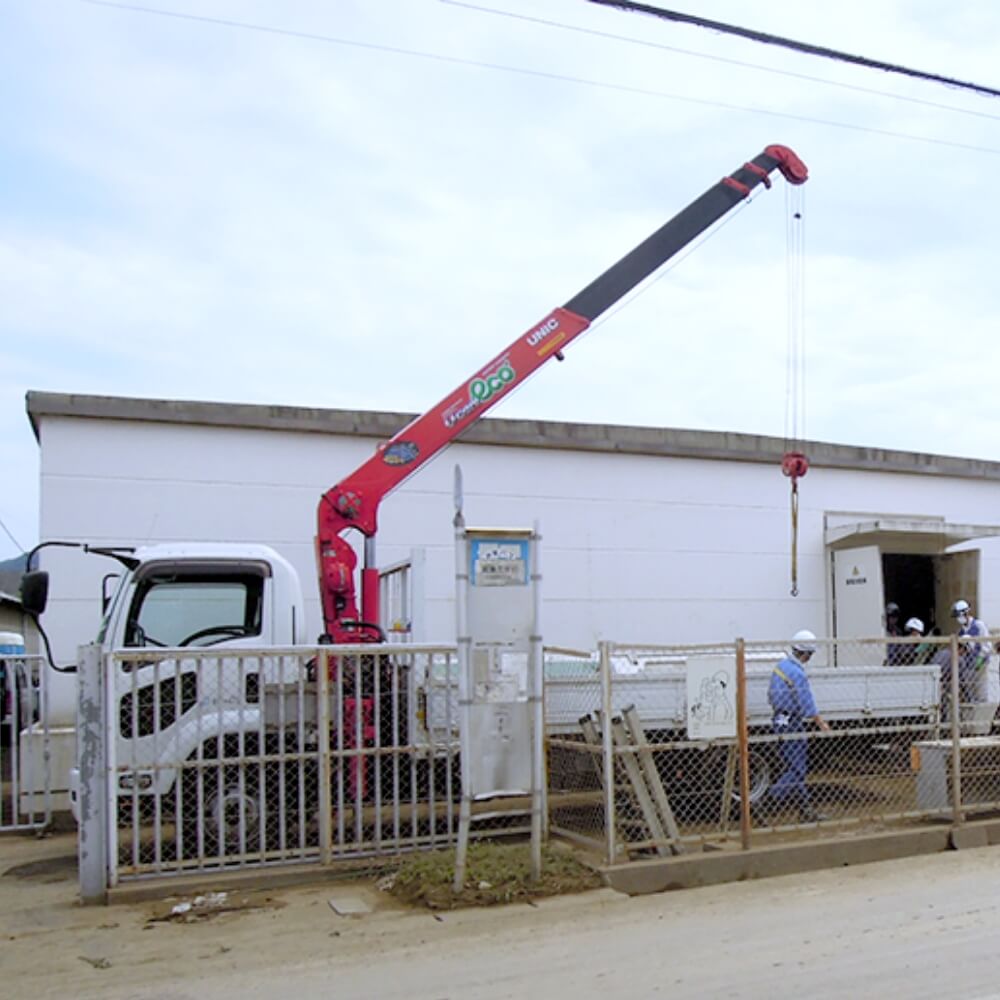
left=178, top=733, right=311, bottom=859
left=730, top=750, right=771, bottom=807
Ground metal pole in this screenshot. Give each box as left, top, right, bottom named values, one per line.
left=949, top=634, right=963, bottom=826
left=529, top=520, right=543, bottom=882
left=77, top=643, right=108, bottom=904
left=736, top=638, right=751, bottom=850
left=317, top=648, right=332, bottom=865
left=599, top=641, right=616, bottom=866
left=452, top=514, right=472, bottom=893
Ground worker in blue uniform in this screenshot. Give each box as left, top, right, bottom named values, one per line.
left=765, top=629, right=831, bottom=823
left=952, top=599, right=992, bottom=704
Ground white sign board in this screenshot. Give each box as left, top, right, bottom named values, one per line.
left=685, top=654, right=737, bottom=739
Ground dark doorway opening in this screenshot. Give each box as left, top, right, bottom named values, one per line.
left=882, top=553, right=938, bottom=634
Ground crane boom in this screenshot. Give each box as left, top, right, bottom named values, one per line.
left=317, top=144, right=808, bottom=641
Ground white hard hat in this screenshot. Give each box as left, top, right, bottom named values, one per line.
left=952, top=599, right=971, bottom=617
left=904, top=617, right=924, bottom=634
left=791, top=629, right=818, bottom=653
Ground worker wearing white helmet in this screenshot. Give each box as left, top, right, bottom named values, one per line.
left=894, top=617, right=931, bottom=667
left=764, top=629, right=831, bottom=824
left=949, top=599, right=992, bottom=705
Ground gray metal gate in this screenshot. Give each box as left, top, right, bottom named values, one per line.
left=78, top=642, right=467, bottom=898
left=0, top=653, right=51, bottom=832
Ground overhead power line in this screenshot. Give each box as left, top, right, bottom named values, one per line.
left=76, top=0, right=1000, bottom=156
left=443, top=1, right=1000, bottom=124
left=586, top=0, right=1000, bottom=100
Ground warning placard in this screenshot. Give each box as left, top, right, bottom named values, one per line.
left=685, top=654, right=737, bottom=740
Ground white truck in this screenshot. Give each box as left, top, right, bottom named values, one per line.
left=21, top=543, right=308, bottom=823
left=19, top=539, right=950, bottom=828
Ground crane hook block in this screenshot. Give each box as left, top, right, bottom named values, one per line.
left=781, top=451, right=809, bottom=480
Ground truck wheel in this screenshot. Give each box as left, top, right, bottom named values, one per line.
left=202, top=765, right=263, bottom=855
left=178, top=735, right=269, bottom=858
left=731, top=751, right=771, bottom=806
left=178, top=763, right=264, bottom=858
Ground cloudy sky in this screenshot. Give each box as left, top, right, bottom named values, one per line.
left=3, top=0, right=999, bottom=560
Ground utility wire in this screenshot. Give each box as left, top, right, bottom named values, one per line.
left=443, top=1, right=1000, bottom=124
left=0, top=514, right=25, bottom=555
left=586, top=0, right=1000, bottom=100
left=76, top=0, right=1000, bottom=157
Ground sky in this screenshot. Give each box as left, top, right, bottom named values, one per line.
left=3, top=0, right=1000, bottom=561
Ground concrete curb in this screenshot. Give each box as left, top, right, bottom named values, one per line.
left=105, top=819, right=1000, bottom=905
left=601, top=819, right=1000, bottom=896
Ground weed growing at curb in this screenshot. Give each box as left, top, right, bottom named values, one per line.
left=381, top=841, right=602, bottom=910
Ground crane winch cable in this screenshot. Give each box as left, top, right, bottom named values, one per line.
left=781, top=184, right=808, bottom=597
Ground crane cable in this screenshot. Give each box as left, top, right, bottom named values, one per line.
left=782, top=183, right=808, bottom=597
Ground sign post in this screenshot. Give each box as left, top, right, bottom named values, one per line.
left=453, top=524, right=542, bottom=891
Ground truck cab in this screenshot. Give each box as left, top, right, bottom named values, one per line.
left=59, top=543, right=307, bottom=822
left=98, top=543, right=305, bottom=651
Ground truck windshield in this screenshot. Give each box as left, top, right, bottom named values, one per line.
left=124, top=575, right=264, bottom=648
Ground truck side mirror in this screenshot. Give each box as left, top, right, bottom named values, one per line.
left=20, top=571, right=50, bottom=616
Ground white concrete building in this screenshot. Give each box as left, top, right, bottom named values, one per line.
left=26, top=391, right=1000, bottom=673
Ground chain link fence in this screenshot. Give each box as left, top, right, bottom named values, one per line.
left=546, top=636, right=1000, bottom=863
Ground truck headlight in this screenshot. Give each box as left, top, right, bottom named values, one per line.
left=118, top=771, right=154, bottom=791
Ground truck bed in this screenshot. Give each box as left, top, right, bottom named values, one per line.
left=543, top=664, right=943, bottom=735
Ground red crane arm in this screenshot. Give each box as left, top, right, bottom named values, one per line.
left=316, top=144, right=808, bottom=641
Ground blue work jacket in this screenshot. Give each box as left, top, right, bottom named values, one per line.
left=768, top=653, right=818, bottom=726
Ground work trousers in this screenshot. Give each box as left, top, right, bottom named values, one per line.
left=770, top=720, right=810, bottom=809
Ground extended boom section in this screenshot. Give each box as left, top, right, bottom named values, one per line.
left=316, top=144, right=808, bottom=641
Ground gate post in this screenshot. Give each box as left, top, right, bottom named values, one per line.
left=77, top=643, right=108, bottom=904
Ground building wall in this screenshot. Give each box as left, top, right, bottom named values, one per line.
left=28, top=393, right=1000, bottom=674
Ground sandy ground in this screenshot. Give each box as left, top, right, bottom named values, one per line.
left=5, top=829, right=1000, bottom=1000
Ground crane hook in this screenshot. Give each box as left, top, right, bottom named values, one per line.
left=782, top=452, right=809, bottom=597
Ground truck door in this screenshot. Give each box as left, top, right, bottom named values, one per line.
left=113, top=565, right=270, bottom=798
left=831, top=544, right=885, bottom=666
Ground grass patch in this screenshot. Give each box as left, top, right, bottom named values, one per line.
left=382, top=840, right=602, bottom=910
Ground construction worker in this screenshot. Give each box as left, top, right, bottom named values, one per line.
left=897, top=617, right=933, bottom=666
left=765, top=629, right=831, bottom=823
left=885, top=602, right=903, bottom=635
left=952, top=599, right=992, bottom=704
left=884, top=602, right=906, bottom=665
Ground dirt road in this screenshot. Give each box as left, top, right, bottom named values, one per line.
left=4, top=830, right=1000, bottom=1000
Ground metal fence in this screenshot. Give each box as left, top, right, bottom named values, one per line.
left=77, top=633, right=1000, bottom=895
left=547, top=636, right=1000, bottom=864
left=87, top=642, right=541, bottom=890
left=0, top=653, right=50, bottom=832
left=98, top=644, right=464, bottom=883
